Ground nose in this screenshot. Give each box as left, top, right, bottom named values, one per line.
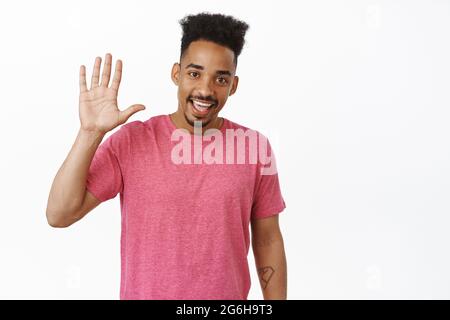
left=195, top=76, right=215, bottom=100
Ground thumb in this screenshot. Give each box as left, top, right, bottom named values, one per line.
left=118, top=104, right=146, bottom=124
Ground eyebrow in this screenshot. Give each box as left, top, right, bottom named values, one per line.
left=185, top=63, right=232, bottom=76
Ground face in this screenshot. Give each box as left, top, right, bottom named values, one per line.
left=171, top=40, right=239, bottom=131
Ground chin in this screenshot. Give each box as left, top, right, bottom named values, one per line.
left=190, top=115, right=211, bottom=125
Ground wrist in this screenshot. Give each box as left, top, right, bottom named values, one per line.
left=78, top=127, right=106, bottom=145
left=79, top=126, right=105, bottom=136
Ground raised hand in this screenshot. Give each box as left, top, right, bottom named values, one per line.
left=78, top=53, right=145, bottom=134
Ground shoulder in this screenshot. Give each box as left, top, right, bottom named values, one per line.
left=104, top=120, right=144, bottom=145
left=113, top=114, right=167, bottom=137
left=224, top=118, right=278, bottom=175
left=223, top=117, right=270, bottom=143
left=224, top=117, right=251, bottom=131
left=224, top=118, right=263, bottom=135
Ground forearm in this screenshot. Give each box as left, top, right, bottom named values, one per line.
left=252, top=235, right=287, bottom=300
left=46, top=128, right=104, bottom=220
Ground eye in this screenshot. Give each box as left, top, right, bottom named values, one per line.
left=217, top=77, right=228, bottom=85
left=188, top=71, right=199, bottom=78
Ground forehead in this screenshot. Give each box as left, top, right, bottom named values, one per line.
left=181, top=40, right=235, bottom=72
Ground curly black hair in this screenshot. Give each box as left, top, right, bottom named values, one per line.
left=179, top=12, right=249, bottom=66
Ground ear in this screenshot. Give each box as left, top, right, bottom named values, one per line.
left=229, top=75, right=239, bottom=96
left=171, top=62, right=180, bottom=86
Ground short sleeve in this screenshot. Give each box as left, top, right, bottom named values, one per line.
left=86, top=132, right=124, bottom=202
left=251, top=136, right=286, bottom=219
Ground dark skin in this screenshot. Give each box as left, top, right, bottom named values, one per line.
left=169, top=40, right=239, bottom=134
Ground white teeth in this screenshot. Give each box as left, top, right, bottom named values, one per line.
left=192, top=100, right=213, bottom=108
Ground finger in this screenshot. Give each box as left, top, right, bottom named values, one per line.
left=100, top=53, right=112, bottom=87
left=90, top=56, right=102, bottom=89
left=79, top=65, right=87, bottom=93
left=118, top=104, right=146, bottom=124
left=111, top=59, right=122, bottom=92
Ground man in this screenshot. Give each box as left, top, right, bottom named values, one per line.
left=46, top=12, right=287, bottom=300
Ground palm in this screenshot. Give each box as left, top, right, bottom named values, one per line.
left=78, top=54, right=145, bottom=133
left=79, top=85, right=121, bottom=133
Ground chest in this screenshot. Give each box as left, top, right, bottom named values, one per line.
left=125, top=151, right=258, bottom=206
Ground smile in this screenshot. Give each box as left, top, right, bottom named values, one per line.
left=190, top=99, right=215, bottom=115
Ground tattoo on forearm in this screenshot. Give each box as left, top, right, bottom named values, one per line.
left=257, top=266, right=275, bottom=289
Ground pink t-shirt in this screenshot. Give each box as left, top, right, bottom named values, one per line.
left=86, top=114, right=286, bottom=300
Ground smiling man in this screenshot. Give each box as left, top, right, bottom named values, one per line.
left=170, top=41, right=233, bottom=131
left=46, top=12, right=287, bottom=300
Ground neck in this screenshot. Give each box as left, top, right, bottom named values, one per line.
left=169, top=111, right=223, bottom=135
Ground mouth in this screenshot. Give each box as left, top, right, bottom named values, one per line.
left=189, top=99, right=216, bottom=116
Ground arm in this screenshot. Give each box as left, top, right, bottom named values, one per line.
left=46, top=129, right=104, bottom=227
left=251, top=214, right=287, bottom=300
left=46, top=53, right=145, bottom=227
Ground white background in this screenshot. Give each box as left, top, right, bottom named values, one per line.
left=0, top=0, right=449, bottom=299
